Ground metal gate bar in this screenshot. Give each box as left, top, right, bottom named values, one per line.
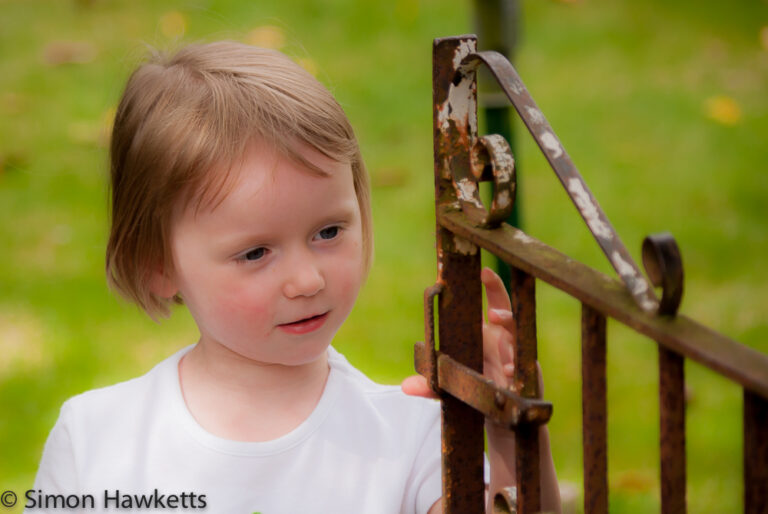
left=510, top=267, right=541, bottom=514
left=659, top=347, right=686, bottom=513
left=581, top=305, right=608, bottom=514
left=420, top=34, right=768, bottom=513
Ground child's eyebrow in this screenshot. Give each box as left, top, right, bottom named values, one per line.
left=217, top=205, right=359, bottom=253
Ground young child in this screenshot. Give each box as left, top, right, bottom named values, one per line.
left=30, top=41, right=559, bottom=513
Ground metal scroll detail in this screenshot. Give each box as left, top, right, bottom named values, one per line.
left=429, top=33, right=768, bottom=514
left=442, top=41, right=663, bottom=313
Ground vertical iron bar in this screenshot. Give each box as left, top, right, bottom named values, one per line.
left=582, top=304, right=608, bottom=514
left=659, top=347, right=686, bottom=513
left=433, top=36, right=486, bottom=513
left=509, top=266, right=541, bottom=514
left=437, top=228, right=485, bottom=513
left=744, top=390, right=768, bottom=513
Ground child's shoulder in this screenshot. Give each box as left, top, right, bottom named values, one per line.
left=326, top=346, right=440, bottom=418
left=59, top=346, right=186, bottom=423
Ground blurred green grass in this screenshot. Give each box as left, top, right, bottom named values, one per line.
left=1, top=0, right=766, bottom=512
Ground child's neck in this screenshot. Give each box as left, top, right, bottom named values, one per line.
left=177, top=340, right=330, bottom=442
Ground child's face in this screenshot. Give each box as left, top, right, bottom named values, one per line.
left=163, top=141, right=365, bottom=366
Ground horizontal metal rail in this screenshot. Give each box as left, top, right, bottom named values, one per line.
left=439, top=204, right=768, bottom=400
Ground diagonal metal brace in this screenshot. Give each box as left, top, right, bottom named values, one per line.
left=456, top=49, right=659, bottom=314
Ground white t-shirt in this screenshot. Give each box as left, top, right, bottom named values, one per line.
left=29, top=345, right=444, bottom=513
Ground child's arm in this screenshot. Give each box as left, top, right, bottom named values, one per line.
left=402, top=268, right=561, bottom=514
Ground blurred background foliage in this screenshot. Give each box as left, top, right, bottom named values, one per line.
left=1, top=0, right=767, bottom=512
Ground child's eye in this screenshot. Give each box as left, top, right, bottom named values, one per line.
left=317, top=226, right=340, bottom=240
left=242, top=247, right=268, bottom=261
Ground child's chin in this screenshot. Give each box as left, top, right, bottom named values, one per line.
left=279, top=341, right=332, bottom=367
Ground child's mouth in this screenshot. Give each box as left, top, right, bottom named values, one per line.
left=278, top=312, right=329, bottom=335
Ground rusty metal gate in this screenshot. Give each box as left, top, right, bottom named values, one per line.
left=414, top=35, right=768, bottom=514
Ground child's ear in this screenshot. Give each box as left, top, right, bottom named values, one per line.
left=148, top=267, right=178, bottom=299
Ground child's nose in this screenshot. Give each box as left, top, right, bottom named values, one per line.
left=282, top=261, right=325, bottom=299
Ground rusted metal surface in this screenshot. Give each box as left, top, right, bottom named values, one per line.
left=427, top=33, right=768, bottom=514
left=438, top=206, right=768, bottom=400
left=433, top=35, right=486, bottom=513
left=465, top=134, right=516, bottom=226
left=581, top=304, right=608, bottom=514
left=416, top=337, right=553, bottom=429
left=437, top=352, right=552, bottom=428
left=493, top=486, right=517, bottom=514
left=457, top=49, right=658, bottom=314
left=509, top=267, right=541, bottom=514
left=659, top=347, right=686, bottom=513
left=416, top=283, right=443, bottom=393
left=744, top=390, right=768, bottom=514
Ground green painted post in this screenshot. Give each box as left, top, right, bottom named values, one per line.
left=473, top=0, right=521, bottom=292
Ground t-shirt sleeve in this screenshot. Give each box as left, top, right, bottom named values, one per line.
left=28, top=402, right=79, bottom=509
left=402, top=399, right=442, bottom=514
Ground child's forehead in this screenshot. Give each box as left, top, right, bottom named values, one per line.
left=183, top=139, right=351, bottom=218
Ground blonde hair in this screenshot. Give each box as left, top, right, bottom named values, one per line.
left=106, top=41, right=372, bottom=319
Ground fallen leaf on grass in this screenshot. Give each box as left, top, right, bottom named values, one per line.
left=295, top=57, right=318, bottom=76
left=614, top=470, right=655, bottom=493
left=1, top=92, right=27, bottom=115
left=0, top=152, right=29, bottom=176
left=67, top=121, right=101, bottom=145
left=160, top=11, right=187, bottom=39
left=246, top=25, right=285, bottom=49
left=704, top=95, right=742, bottom=126
left=42, top=40, right=97, bottom=66
left=371, top=166, right=409, bottom=188
left=0, top=309, right=50, bottom=376
left=760, top=26, right=768, bottom=52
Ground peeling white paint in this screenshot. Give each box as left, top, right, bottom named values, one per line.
left=436, top=80, right=477, bottom=147
left=513, top=231, right=534, bottom=244
left=612, top=250, right=650, bottom=298
left=540, top=131, right=563, bottom=159
left=526, top=106, right=544, bottom=124
left=507, top=78, right=523, bottom=95
left=632, top=279, right=649, bottom=296
left=611, top=250, right=636, bottom=277
left=641, top=298, right=659, bottom=311
left=454, top=235, right=478, bottom=255
left=435, top=40, right=478, bottom=138
left=456, top=178, right=484, bottom=209
left=484, top=136, right=514, bottom=183
left=495, top=189, right=511, bottom=209
left=567, top=178, right=613, bottom=240
left=439, top=79, right=474, bottom=130
left=452, top=40, right=475, bottom=68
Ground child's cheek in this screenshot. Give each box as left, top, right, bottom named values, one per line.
left=212, top=286, right=270, bottom=327
left=336, top=259, right=364, bottom=300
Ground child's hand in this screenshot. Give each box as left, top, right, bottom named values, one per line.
left=403, top=268, right=560, bottom=513
left=480, top=267, right=516, bottom=391
left=400, top=267, right=516, bottom=398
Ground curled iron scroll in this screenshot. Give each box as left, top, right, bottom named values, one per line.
left=457, top=49, right=660, bottom=313
left=642, top=233, right=684, bottom=316
left=454, top=134, right=516, bottom=228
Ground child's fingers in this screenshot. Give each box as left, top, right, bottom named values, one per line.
left=400, top=375, right=439, bottom=399
left=481, top=267, right=511, bottom=312
left=488, top=311, right=515, bottom=363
